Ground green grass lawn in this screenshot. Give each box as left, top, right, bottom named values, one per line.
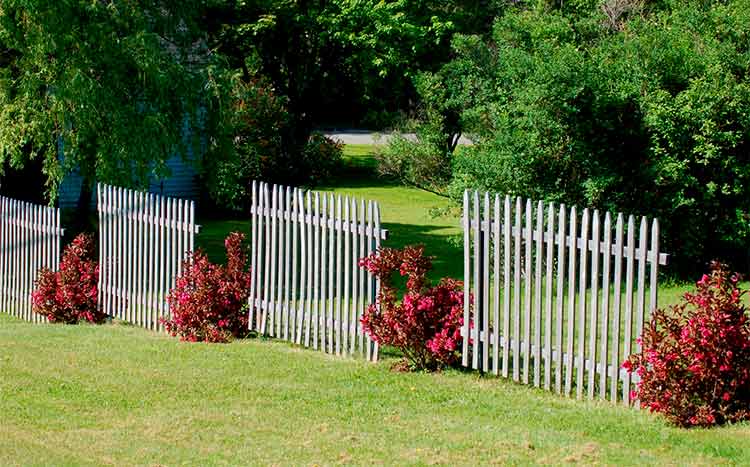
left=2, top=313, right=749, bottom=465
left=197, top=144, right=696, bottom=308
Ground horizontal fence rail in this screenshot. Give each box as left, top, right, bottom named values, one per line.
left=249, top=180, right=387, bottom=361
left=0, top=196, right=62, bottom=322
left=98, top=183, right=198, bottom=331
left=462, top=191, right=666, bottom=405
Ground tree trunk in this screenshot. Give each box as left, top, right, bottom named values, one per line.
left=74, top=176, right=94, bottom=235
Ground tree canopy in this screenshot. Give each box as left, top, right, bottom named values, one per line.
left=0, top=0, right=215, bottom=203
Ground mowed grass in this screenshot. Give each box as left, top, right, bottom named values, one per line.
left=197, top=144, right=697, bottom=307
left=2, top=313, right=750, bottom=466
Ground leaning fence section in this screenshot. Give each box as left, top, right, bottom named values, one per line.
left=462, top=191, right=667, bottom=404
left=0, top=196, right=62, bottom=322
left=97, top=184, right=198, bottom=331
left=249, top=181, right=387, bottom=361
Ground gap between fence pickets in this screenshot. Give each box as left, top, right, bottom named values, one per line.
left=459, top=328, right=638, bottom=383
left=250, top=205, right=388, bottom=241
left=467, top=217, right=668, bottom=266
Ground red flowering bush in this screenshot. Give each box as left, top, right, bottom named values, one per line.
left=359, top=245, right=466, bottom=370
left=32, top=233, right=102, bottom=324
left=162, top=232, right=251, bottom=343
left=624, top=262, right=750, bottom=427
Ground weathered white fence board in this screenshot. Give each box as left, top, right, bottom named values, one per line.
left=462, top=190, right=666, bottom=404
left=0, top=196, right=62, bottom=322
left=97, top=184, right=198, bottom=330
left=249, top=181, right=387, bottom=361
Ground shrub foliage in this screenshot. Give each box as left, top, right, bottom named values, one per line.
left=624, top=262, right=750, bottom=427
left=163, top=232, right=252, bottom=343
left=397, top=0, right=750, bottom=274
left=32, top=233, right=102, bottom=324
left=359, top=245, right=465, bottom=370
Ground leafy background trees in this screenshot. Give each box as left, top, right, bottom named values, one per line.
left=0, top=0, right=215, bottom=218
left=386, top=0, right=750, bottom=274
left=0, top=0, right=748, bottom=274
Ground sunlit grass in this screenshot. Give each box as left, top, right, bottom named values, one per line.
left=1, top=313, right=749, bottom=465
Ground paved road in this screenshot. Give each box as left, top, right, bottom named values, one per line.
left=322, top=129, right=473, bottom=146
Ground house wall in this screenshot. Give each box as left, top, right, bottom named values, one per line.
left=57, top=154, right=199, bottom=209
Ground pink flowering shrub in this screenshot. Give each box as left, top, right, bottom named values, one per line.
left=32, top=233, right=102, bottom=324
left=624, top=262, right=750, bottom=427
left=162, top=232, right=251, bottom=343
left=359, top=245, right=467, bottom=370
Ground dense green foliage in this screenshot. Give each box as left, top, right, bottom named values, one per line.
left=200, top=0, right=481, bottom=205
left=1, top=0, right=747, bottom=273
left=0, top=0, right=215, bottom=206
left=389, top=0, right=750, bottom=273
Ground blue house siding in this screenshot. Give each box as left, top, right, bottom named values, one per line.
left=57, top=111, right=203, bottom=209
left=57, top=154, right=199, bottom=209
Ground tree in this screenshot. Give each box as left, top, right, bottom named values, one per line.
left=203, top=0, right=461, bottom=185
left=0, top=0, right=217, bottom=215
left=390, top=0, right=750, bottom=274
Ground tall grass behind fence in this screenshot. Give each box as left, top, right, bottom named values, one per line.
left=0, top=196, right=62, bottom=322
left=250, top=181, right=387, bottom=361
left=97, top=184, right=198, bottom=331
left=462, top=190, right=668, bottom=404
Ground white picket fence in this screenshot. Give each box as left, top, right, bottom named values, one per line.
left=0, top=196, right=63, bottom=322
left=249, top=181, right=387, bottom=360
left=462, top=191, right=667, bottom=404
left=97, top=183, right=199, bottom=330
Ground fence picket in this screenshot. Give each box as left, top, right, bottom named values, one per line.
left=534, top=200, right=543, bottom=387
left=555, top=204, right=566, bottom=394
left=358, top=198, right=366, bottom=355
left=577, top=209, right=590, bottom=399
left=343, top=197, right=352, bottom=355
left=95, top=184, right=196, bottom=331
left=296, top=189, right=306, bottom=344
left=462, top=192, right=665, bottom=404
left=502, top=196, right=511, bottom=378
left=588, top=210, right=600, bottom=400
left=600, top=212, right=612, bottom=400
left=350, top=198, right=359, bottom=355
left=492, top=194, right=501, bottom=375
left=482, top=193, right=490, bottom=371
left=326, top=195, right=340, bottom=355
left=523, top=199, right=533, bottom=383
left=0, top=196, right=62, bottom=322
left=373, top=202, right=382, bottom=360
left=462, top=191, right=470, bottom=367
left=290, top=188, right=299, bottom=342
left=622, top=215, right=636, bottom=405
left=636, top=217, right=648, bottom=354
left=649, top=219, right=660, bottom=325
left=365, top=199, right=374, bottom=361
left=250, top=182, right=387, bottom=359
left=472, top=191, right=481, bottom=370
left=565, top=206, right=577, bottom=397
left=513, top=197, right=522, bottom=382
left=312, top=191, right=321, bottom=348
left=611, top=214, right=624, bottom=401
left=544, top=203, right=554, bottom=390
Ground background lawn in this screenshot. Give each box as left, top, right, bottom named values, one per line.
left=2, top=313, right=750, bottom=465
left=196, top=144, right=700, bottom=308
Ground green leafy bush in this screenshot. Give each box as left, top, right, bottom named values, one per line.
left=203, top=76, right=288, bottom=211
left=302, top=133, right=343, bottom=186
left=203, top=76, right=343, bottom=211
left=403, top=1, right=750, bottom=274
